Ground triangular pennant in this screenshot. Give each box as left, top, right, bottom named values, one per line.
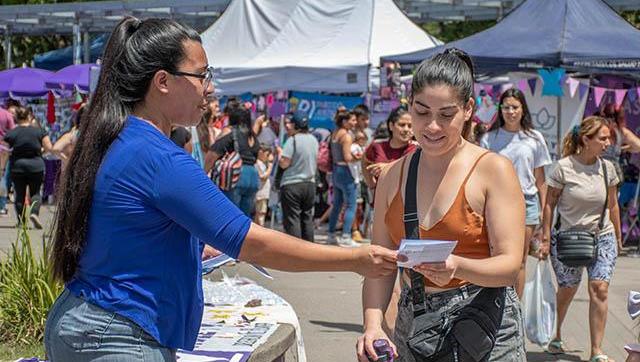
left=500, top=83, right=513, bottom=94
left=538, top=68, right=565, bottom=97
left=567, top=78, right=580, bottom=98
left=614, top=89, right=627, bottom=107
left=528, top=78, right=537, bottom=95
left=628, top=88, right=638, bottom=103
left=517, top=79, right=528, bottom=92
left=579, top=84, right=589, bottom=100
left=594, top=87, right=607, bottom=107
left=492, top=84, right=502, bottom=97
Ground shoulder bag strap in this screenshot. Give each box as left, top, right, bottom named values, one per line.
left=597, top=159, right=609, bottom=233
left=403, top=149, right=427, bottom=317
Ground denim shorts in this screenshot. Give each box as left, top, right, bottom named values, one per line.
left=393, top=284, right=525, bottom=362
left=45, top=289, right=177, bottom=362
left=550, top=231, right=618, bottom=288
left=524, top=193, right=540, bottom=226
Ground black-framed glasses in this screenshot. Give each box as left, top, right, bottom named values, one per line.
left=169, top=65, right=214, bottom=95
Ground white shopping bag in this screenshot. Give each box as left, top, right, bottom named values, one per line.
left=522, top=259, right=557, bottom=346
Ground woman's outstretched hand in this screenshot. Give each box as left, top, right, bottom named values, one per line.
left=353, top=245, right=400, bottom=278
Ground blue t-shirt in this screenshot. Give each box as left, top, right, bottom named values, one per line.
left=66, top=116, right=251, bottom=350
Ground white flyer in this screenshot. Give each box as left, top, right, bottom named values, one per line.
left=397, top=239, right=458, bottom=268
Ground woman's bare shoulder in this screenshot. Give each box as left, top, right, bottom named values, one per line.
left=376, top=152, right=414, bottom=201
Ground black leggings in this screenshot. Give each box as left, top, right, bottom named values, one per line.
left=11, top=171, right=44, bottom=220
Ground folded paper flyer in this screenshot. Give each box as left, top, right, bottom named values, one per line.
left=397, top=239, right=458, bottom=268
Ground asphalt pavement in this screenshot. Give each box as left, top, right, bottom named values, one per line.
left=1, top=206, right=638, bottom=362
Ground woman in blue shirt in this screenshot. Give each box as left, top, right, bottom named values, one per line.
left=45, top=17, right=398, bottom=361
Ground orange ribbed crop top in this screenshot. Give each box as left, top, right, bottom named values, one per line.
left=384, top=152, right=491, bottom=289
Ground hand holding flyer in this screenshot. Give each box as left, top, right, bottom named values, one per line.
left=397, top=239, right=458, bottom=268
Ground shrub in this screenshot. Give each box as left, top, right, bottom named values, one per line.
left=0, top=211, right=62, bottom=345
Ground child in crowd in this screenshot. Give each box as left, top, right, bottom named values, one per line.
left=350, top=131, right=368, bottom=242
left=254, top=145, right=273, bottom=226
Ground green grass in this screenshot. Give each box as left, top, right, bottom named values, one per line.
left=0, top=341, right=45, bottom=361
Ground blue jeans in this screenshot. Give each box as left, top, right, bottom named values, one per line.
left=222, top=164, right=259, bottom=216
left=328, top=165, right=357, bottom=238
left=45, top=289, right=176, bottom=361
left=0, top=162, right=10, bottom=210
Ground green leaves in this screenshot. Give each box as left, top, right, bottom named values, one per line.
left=0, top=207, right=62, bottom=346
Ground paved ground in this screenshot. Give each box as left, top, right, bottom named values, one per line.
left=2, top=206, right=638, bottom=362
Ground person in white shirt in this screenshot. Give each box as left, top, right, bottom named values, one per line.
left=481, top=88, right=552, bottom=298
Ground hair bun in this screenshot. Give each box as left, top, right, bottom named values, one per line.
left=444, top=48, right=474, bottom=75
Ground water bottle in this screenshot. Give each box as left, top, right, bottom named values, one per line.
left=372, top=339, right=394, bottom=362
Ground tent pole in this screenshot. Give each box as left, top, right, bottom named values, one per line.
left=72, top=17, right=81, bottom=65
left=3, top=26, right=11, bottom=69
left=556, top=95, right=562, bottom=158
left=83, top=31, right=90, bottom=64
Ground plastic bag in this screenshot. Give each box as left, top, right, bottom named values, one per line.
left=522, top=259, right=557, bottom=346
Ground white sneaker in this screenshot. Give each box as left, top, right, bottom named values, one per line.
left=326, top=232, right=338, bottom=245
left=338, top=236, right=359, bottom=248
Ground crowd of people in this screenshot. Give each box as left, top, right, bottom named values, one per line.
left=0, top=16, right=636, bottom=362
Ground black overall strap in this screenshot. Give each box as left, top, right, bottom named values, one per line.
left=403, top=149, right=426, bottom=317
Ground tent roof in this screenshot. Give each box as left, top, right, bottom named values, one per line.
left=202, top=0, right=441, bottom=95
left=383, top=0, right=640, bottom=74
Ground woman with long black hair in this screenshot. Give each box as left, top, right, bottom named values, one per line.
left=45, top=17, right=398, bottom=361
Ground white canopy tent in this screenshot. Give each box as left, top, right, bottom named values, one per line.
left=201, top=0, right=441, bottom=95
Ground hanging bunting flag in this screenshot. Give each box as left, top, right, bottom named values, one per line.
left=517, top=79, right=528, bottom=92
left=500, top=83, right=513, bottom=94
left=614, top=89, right=627, bottom=107
left=538, top=68, right=565, bottom=96
left=594, top=87, right=607, bottom=107
left=578, top=84, right=589, bottom=100
left=527, top=78, right=537, bottom=95
left=567, top=78, right=580, bottom=98
left=492, top=84, right=502, bottom=97
left=46, top=91, right=56, bottom=125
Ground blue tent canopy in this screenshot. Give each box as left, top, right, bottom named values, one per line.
left=382, top=0, right=640, bottom=74
left=34, top=34, right=107, bottom=71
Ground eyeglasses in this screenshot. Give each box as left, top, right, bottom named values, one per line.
left=168, top=65, right=214, bottom=95
left=501, top=105, right=521, bottom=112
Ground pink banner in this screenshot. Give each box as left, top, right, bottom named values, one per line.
left=594, top=87, right=607, bottom=107
left=517, top=79, right=528, bottom=92
left=567, top=78, right=580, bottom=98
left=615, top=89, right=628, bottom=107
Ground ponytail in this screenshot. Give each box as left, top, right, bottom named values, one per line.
left=51, top=17, right=201, bottom=282
left=561, top=116, right=609, bottom=158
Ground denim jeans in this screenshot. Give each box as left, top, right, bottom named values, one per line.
left=45, top=289, right=177, bottom=362
left=393, top=285, right=525, bottom=362
left=222, top=164, right=260, bottom=216
left=328, top=165, right=357, bottom=238
left=0, top=162, right=10, bottom=210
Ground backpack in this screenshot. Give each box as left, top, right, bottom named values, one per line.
left=211, top=128, right=243, bottom=191
left=317, top=133, right=333, bottom=173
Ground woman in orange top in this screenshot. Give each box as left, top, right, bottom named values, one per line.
left=357, top=49, right=525, bottom=362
